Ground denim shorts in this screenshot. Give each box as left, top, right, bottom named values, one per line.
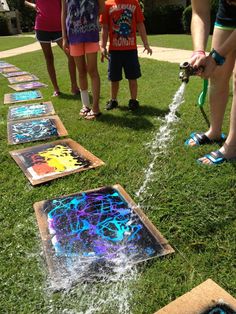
left=108, top=50, right=141, bottom=82
left=35, top=30, right=62, bottom=43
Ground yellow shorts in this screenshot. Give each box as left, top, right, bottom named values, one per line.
left=70, top=42, right=100, bottom=57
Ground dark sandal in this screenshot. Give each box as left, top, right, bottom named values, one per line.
left=84, top=110, right=102, bottom=120
left=197, top=150, right=236, bottom=165
left=185, top=132, right=226, bottom=146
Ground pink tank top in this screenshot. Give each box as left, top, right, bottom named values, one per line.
left=35, top=0, right=61, bottom=32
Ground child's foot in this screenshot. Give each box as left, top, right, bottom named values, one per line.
left=84, top=110, right=102, bottom=120
left=128, top=99, right=139, bottom=111
left=106, top=99, right=118, bottom=110
left=80, top=106, right=90, bottom=116
left=52, top=90, right=61, bottom=97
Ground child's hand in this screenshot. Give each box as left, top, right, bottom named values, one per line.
left=100, top=47, right=109, bottom=62
left=63, top=38, right=70, bottom=54
left=143, top=44, right=152, bottom=55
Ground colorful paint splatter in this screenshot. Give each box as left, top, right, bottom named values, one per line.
left=21, top=143, right=91, bottom=179
left=202, top=304, right=236, bottom=314
left=3, top=71, right=29, bottom=78
left=7, top=90, right=42, bottom=102
left=9, top=81, right=47, bottom=91
left=8, top=103, right=53, bottom=120
left=44, top=186, right=164, bottom=263
left=9, top=118, right=58, bottom=144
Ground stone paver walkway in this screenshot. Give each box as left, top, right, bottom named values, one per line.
left=0, top=39, right=191, bottom=64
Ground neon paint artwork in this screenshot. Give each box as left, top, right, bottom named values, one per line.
left=3, top=71, right=29, bottom=78
left=9, top=90, right=42, bottom=102
left=8, top=74, right=38, bottom=84
left=44, top=187, right=164, bottom=263
left=202, top=304, right=236, bottom=314
left=9, top=81, right=47, bottom=91
left=8, top=103, right=53, bottom=120
left=9, top=118, right=58, bottom=144
left=21, top=143, right=91, bottom=179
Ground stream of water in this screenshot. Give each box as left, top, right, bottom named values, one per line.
left=47, top=82, right=187, bottom=314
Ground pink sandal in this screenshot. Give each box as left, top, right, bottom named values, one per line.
left=80, top=106, right=91, bottom=116
left=84, top=110, right=102, bottom=120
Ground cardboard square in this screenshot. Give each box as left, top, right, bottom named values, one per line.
left=8, top=81, right=47, bottom=91
left=2, top=71, right=29, bottom=78
left=0, top=62, right=14, bottom=68
left=4, top=90, right=43, bottom=104
left=33, top=184, right=174, bottom=282
left=10, top=138, right=105, bottom=185
left=155, top=279, right=236, bottom=314
left=8, top=74, right=39, bottom=84
left=1, top=66, right=20, bottom=73
left=7, top=115, right=68, bottom=145
left=8, top=101, right=55, bottom=121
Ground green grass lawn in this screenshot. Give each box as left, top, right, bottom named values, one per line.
left=137, top=34, right=212, bottom=52
left=0, top=44, right=235, bottom=314
left=0, top=35, right=36, bottom=51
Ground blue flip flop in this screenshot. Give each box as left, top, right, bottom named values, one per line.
left=185, top=132, right=226, bottom=146
left=197, top=150, right=236, bottom=165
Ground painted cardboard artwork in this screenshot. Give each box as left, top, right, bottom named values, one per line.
left=155, top=279, right=236, bottom=314
left=8, top=81, right=47, bottom=91
left=2, top=71, right=29, bottom=78
left=8, top=74, right=39, bottom=84
left=1, top=66, right=20, bottom=73
left=8, top=102, right=55, bottom=121
left=0, top=62, right=14, bottom=68
left=7, top=115, right=68, bottom=144
left=9, top=138, right=105, bottom=185
left=4, top=90, right=43, bottom=104
left=33, top=184, right=174, bottom=283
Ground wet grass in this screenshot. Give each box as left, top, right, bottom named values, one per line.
left=0, top=44, right=235, bottom=313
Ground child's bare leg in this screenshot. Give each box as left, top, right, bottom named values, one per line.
left=111, top=81, right=119, bottom=100
left=73, top=55, right=90, bottom=113
left=56, top=39, right=79, bottom=94
left=129, top=79, right=138, bottom=100
left=40, top=42, right=59, bottom=93
left=86, top=52, right=100, bottom=113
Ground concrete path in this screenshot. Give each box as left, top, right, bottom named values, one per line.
left=0, top=39, right=191, bottom=64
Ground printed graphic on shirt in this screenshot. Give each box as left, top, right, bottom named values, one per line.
left=111, top=5, right=135, bottom=48
left=66, top=0, right=99, bottom=43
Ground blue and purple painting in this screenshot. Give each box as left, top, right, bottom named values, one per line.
left=4, top=90, right=43, bottom=104
left=35, top=186, right=172, bottom=272
left=8, top=118, right=58, bottom=144
left=8, top=102, right=55, bottom=120
left=202, top=304, right=236, bottom=314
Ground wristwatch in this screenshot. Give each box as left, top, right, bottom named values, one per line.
left=209, top=48, right=225, bottom=66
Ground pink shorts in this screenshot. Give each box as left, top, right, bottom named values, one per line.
left=70, top=42, right=100, bottom=57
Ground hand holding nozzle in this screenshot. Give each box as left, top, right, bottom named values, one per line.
left=179, top=61, right=201, bottom=83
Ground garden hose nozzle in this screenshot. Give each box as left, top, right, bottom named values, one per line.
left=179, top=61, right=198, bottom=84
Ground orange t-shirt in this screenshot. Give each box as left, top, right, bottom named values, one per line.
left=100, top=0, right=144, bottom=51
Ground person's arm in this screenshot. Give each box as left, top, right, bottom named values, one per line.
left=201, top=30, right=236, bottom=78
left=137, top=22, right=152, bottom=55
left=100, top=24, right=109, bottom=62
left=24, top=0, right=36, bottom=10
left=61, top=0, right=69, bottom=54
left=190, top=0, right=211, bottom=68
left=191, top=0, right=211, bottom=52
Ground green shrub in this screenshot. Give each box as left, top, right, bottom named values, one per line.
left=0, top=14, right=10, bottom=36
left=144, top=5, right=185, bottom=34
left=182, top=1, right=219, bottom=34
